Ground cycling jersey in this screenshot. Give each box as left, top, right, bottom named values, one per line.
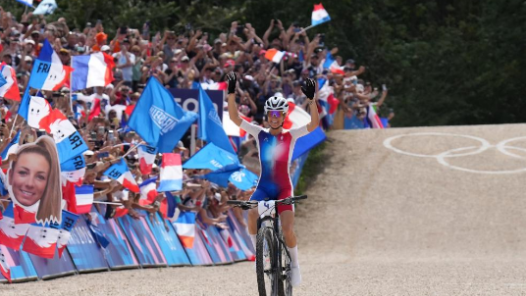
left=240, top=120, right=309, bottom=213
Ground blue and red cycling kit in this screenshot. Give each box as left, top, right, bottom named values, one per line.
left=240, top=120, right=309, bottom=213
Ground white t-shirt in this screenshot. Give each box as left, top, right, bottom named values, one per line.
left=113, top=52, right=136, bottom=82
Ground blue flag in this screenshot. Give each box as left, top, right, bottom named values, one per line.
left=228, top=167, right=259, bottom=191
left=0, top=71, right=6, bottom=88
left=200, top=163, right=244, bottom=188
left=292, top=127, right=326, bottom=160
left=323, top=52, right=335, bottom=70
left=28, top=39, right=69, bottom=91
left=198, top=85, right=235, bottom=154
left=33, top=0, right=57, bottom=15
left=182, top=142, right=239, bottom=170
left=60, top=154, right=86, bottom=172
left=0, top=131, right=19, bottom=160
left=128, top=77, right=198, bottom=153
left=18, top=86, right=31, bottom=120
left=165, top=191, right=178, bottom=219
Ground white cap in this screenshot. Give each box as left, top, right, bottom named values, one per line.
left=24, top=56, right=33, bottom=62
left=101, top=45, right=111, bottom=52
left=105, top=83, right=114, bottom=89
left=24, top=39, right=35, bottom=45
left=214, top=193, right=222, bottom=202
left=83, top=150, right=95, bottom=156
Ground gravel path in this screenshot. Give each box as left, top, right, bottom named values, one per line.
left=4, top=124, right=526, bottom=296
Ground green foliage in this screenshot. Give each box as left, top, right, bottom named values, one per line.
left=2, top=0, right=524, bottom=126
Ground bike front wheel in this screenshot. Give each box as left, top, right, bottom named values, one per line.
left=256, top=226, right=279, bottom=296
left=278, top=235, right=293, bottom=296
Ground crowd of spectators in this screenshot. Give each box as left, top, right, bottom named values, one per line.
left=0, top=7, right=391, bottom=229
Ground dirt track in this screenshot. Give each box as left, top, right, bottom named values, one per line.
left=4, top=124, right=526, bottom=295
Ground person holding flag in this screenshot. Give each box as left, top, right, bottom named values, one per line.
left=227, top=73, right=318, bottom=287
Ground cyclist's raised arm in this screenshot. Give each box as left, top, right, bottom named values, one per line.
left=302, top=78, right=319, bottom=132
left=227, top=73, right=243, bottom=127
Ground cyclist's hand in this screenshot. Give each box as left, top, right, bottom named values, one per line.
left=227, top=73, right=236, bottom=94
left=301, top=78, right=316, bottom=100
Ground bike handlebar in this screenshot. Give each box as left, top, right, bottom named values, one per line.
left=226, top=195, right=307, bottom=209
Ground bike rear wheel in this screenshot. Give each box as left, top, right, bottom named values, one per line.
left=256, top=226, right=279, bottom=296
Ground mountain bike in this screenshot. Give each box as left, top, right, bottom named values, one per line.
left=227, top=195, right=307, bottom=296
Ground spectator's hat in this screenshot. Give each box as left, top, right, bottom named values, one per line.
left=243, top=75, right=254, bottom=81
left=214, top=38, right=222, bottom=44
left=96, top=32, right=108, bottom=43
left=31, top=30, right=40, bottom=37
left=101, top=45, right=111, bottom=52
left=214, top=193, right=221, bottom=202
left=181, top=56, right=190, bottom=62
left=223, top=59, right=235, bottom=68
left=24, top=39, right=35, bottom=46
left=176, top=141, right=187, bottom=150
left=24, top=56, right=33, bottom=62
left=83, top=150, right=95, bottom=156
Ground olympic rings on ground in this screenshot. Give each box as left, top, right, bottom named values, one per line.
left=383, top=132, right=526, bottom=175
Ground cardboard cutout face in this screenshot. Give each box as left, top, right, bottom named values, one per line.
left=7, top=136, right=62, bottom=225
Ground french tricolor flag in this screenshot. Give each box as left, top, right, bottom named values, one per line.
left=323, top=52, right=344, bottom=75
left=283, top=102, right=310, bottom=130
left=22, top=224, right=60, bottom=259
left=138, top=145, right=158, bottom=175
left=223, top=111, right=251, bottom=137
left=104, top=159, right=140, bottom=193
left=311, top=3, right=331, bottom=27
left=0, top=131, right=19, bottom=160
left=0, top=63, right=21, bottom=101
left=70, top=185, right=94, bottom=214
left=264, top=48, right=286, bottom=64
left=28, top=39, right=72, bottom=91
left=26, top=95, right=51, bottom=129
left=56, top=210, right=79, bottom=258
left=157, top=153, right=183, bottom=192
left=367, top=105, right=384, bottom=129
left=139, top=177, right=158, bottom=202
left=173, top=211, right=196, bottom=249
left=71, top=52, right=115, bottom=91
left=200, top=81, right=227, bottom=90
left=38, top=108, right=89, bottom=164
left=0, top=204, right=30, bottom=250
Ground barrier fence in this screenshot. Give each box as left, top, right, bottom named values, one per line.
left=0, top=152, right=309, bottom=284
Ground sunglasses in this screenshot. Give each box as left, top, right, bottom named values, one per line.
left=268, top=110, right=283, bottom=118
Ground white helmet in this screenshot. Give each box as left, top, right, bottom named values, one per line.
left=264, top=96, right=289, bottom=114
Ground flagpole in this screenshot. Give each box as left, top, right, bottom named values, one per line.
left=9, top=114, right=18, bottom=138
left=92, top=201, right=123, bottom=206
left=190, top=124, right=196, bottom=156
left=120, top=141, right=145, bottom=159
left=299, top=25, right=315, bottom=34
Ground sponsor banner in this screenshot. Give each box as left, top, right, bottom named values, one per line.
left=66, top=217, right=108, bottom=272
left=168, top=89, right=224, bottom=121
left=117, top=212, right=167, bottom=267
left=145, top=213, right=191, bottom=266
